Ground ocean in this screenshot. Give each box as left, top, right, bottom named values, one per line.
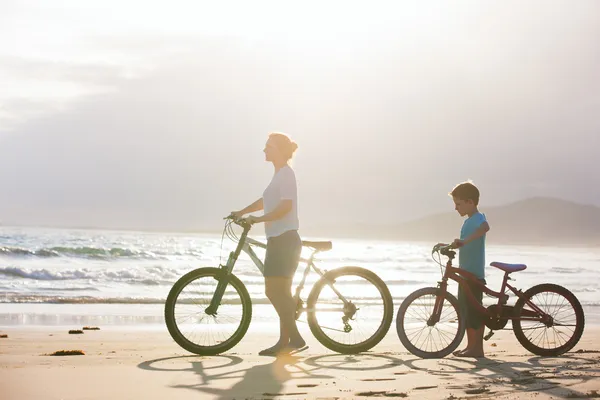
left=1, top=226, right=599, bottom=327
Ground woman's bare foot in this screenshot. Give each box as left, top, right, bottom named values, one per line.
left=288, top=337, right=306, bottom=350
left=276, top=338, right=307, bottom=355
left=259, top=341, right=289, bottom=356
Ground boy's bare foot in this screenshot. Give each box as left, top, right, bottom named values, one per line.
left=453, top=348, right=469, bottom=356
left=456, top=350, right=484, bottom=358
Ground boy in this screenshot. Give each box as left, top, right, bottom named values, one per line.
left=449, top=181, right=490, bottom=358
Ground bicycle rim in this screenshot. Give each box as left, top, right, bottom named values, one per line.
left=307, top=266, right=393, bottom=354
left=396, top=287, right=464, bottom=359
left=513, top=283, right=585, bottom=356
left=165, top=268, right=252, bottom=355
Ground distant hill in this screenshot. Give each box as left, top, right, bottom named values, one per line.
left=309, top=197, right=600, bottom=246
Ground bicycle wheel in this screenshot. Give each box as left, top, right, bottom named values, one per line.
left=513, top=283, right=584, bottom=356
left=306, top=266, right=393, bottom=354
left=165, top=267, right=252, bottom=355
left=396, top=287, right=465, bottom=359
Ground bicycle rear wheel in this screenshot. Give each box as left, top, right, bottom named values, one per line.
left=164, top=267, right=252, bottom=355
left=396, top=287, right=465, bottom=359
left=513, top=283, right=584, bottom=356
left=306, top=266, right=393, bottom=354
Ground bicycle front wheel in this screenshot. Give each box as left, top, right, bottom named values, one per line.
left=513, top=283, right=585, bottom=356
left=396, top=287, right=465, bottom=359
left=306, top=266, right=393, bottom=354
left=164, top=267, right=252, bottom=355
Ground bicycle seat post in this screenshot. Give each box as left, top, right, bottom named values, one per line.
left=295, top=250, right=316, bottom=298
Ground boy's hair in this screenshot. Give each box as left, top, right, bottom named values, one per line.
left=450, top=181, right=480, bottom=205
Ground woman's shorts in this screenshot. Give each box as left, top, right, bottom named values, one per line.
left=263, top=230, right=301, bottom=278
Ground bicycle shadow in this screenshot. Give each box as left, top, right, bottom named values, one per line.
left=137, top=352, right=405, bottom=399
left=402, top=353, right=600, bottom=398
left=138, top=354, right=329, bottom=399
left=303, top=352, right=404, bottom=371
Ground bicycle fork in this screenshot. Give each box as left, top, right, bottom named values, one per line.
left=428, top=281, right=448, bottom=326
left=205, top=253, right=236, bottom=315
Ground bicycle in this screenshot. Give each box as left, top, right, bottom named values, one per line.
left=395, top=243, right=585, bottom=359
left=165, top=215, right=393, bottom=355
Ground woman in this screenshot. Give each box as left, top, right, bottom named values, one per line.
left=231, top=132, right=306, bottom=356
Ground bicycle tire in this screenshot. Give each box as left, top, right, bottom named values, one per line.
left=306, top=266, right=393, bottom=354
left=513, top=283, right=584, bottom=356
left=396, top=287, right=465, bottom=359
left=165, top=267, right=252, bottom=355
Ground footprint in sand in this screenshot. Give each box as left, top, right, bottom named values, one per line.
left=465, top=387, right=490, bottom=394
left=361, top=378, right=396, bottom=382
left=355, top=391, right=407, bottom=397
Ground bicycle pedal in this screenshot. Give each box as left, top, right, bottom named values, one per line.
left=484, top=330, right=495, bottom=341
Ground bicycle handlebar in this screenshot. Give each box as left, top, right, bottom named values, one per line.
left=224, top=214, right=253, bottom=229
left=432, top=243, right=457, bottom=258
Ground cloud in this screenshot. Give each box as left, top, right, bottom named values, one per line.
left=0, top=3, right=599, bottom=231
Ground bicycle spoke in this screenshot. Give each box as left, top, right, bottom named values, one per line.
left=310, top=271, right=391, bottom=350
left=171, top=274, right=246, bottom=350
left=397, top=288, right=462, bottom=358
left=516, top=286, right=583, bottom=354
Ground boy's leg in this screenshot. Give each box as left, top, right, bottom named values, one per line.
left=473, top=325, right=485, bottom=353
left=458, top=279, right=486, bottom=357
left=455, top=282, right=471, bottom=355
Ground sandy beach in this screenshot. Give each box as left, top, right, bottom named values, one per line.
left=1, top=321, right=599, bottom=400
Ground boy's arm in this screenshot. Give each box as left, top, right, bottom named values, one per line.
left=453, top=222, right=490, bottom=247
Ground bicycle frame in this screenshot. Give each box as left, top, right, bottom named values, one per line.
left=206, top=221, right=352, bottom=317
left=430, top=251, right=552, bottom=327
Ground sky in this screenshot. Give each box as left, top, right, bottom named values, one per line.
left=0, top=1, right=599, bottom=232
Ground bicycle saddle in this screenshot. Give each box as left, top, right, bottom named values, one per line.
left=302, top=241, right=332, bottom=252
left=490, top=261, right=527, bottom=273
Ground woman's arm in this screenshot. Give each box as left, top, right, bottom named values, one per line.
left=233, top=198, right=263, bottom=217
left=250, top=199, right=292, bottom=223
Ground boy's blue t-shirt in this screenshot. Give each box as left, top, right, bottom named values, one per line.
left=459, top=212, right=487, bottom=279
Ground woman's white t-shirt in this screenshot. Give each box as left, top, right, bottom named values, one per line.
left=262, top=165, right=299, bottom=238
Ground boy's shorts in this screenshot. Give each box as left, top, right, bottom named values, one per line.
left=458, top=278, right=487, bottom=330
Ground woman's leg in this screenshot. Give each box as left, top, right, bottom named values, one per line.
left=260, top=231, right=304, bottom=355
left=264, top=277, right=305, bottom=349
left=264, top=277, right=290, bottom=348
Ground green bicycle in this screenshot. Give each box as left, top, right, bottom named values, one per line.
left=165, top=216, right=393, bottom=355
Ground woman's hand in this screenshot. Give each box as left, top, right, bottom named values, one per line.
left=230, top=211, right=245, bottom=219
left=244, top=215, right=263, bottom=225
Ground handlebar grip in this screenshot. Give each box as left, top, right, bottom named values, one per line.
left=432, top=243, right=456, bottom=254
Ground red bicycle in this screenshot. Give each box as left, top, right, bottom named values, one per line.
left=396, top=243, right=585, bottom=358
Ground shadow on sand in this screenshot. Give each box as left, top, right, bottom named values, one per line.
left=403, top=352, right=600, bottom=399
left=138, top=352, right=404, bottom=399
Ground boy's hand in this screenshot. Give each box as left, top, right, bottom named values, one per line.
left=452, top=239, right=465, bottom=248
